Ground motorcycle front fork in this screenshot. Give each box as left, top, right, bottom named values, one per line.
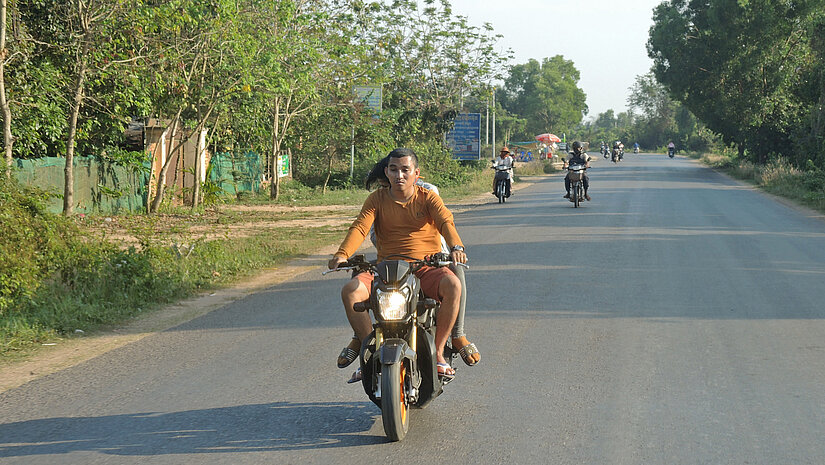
left=372, top=325, right=418, bottom=403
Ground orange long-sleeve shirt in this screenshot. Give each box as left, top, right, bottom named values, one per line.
left=335, top=185, right=464, bottom=261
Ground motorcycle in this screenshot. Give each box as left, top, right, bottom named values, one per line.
left=324, top=253, right=467, bottom=441
left=492, top=164, right=510, bottom=203
left=633, top=147, right=639, bottom=154
left=567, top=163, right=587, bottom=208
left=611, top=147, right=621, bottom=163
left=668, top=147, right=675, bottom=158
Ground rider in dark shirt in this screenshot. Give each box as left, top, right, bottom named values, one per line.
left=563, top=141, right=591, bottom=201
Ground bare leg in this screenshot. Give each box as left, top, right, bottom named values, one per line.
left=341, top=278, right=372, bottom=342
left=449, top=264, right=467, bottom=340
left=435, top=274, right=461, bottom=366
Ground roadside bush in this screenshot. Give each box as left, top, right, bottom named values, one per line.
left=699, top=153, right=825, bottom=213
left=0, top=178, right=73, bottom=315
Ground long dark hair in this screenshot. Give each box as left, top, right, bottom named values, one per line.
left=365, top=155, right=390, bottom=190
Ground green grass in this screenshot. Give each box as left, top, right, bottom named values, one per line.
left=0, top=225, right=338, bottom=356
left=234, top=179, right=371, bottom=207
left=695, top=152, right=825, bottom=213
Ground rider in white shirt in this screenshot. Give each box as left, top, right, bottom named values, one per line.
left=492, top=146, right=514, bottom=197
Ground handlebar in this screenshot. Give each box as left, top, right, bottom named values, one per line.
left=323, top=252, right=469, bottom=275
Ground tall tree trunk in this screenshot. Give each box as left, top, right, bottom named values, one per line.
left=269, top=96, right=280, bottom=200
left=813, top=68, right=825, bottom=143
left=322, top=145, right=334, bottom=195
left=171, top=130, right=181, bottom=202
left=63, top=45, right=89, bottom=215
left=0, top=0, right=13, bottom=179
left=149, top=112, right=181, bottom=213
left=191, top=129, right=202, bottom=208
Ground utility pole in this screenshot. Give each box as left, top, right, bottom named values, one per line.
left=350, top=126, right=355, bottom=180
left=485, top=99, right=489, bottom=146
left=491, top=89, right=496, bottom=159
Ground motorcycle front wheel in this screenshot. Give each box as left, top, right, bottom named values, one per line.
left=381, top=362, right=410, bottom=441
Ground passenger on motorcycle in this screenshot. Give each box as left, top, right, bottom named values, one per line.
left=492, top=146, right=514, bottom=197
left=328, top=148, right=469, bottom=381
left=564, top=141, right=591, bottom=201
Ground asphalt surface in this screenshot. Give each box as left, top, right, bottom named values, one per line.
left=2, top=153, right=825, bottom=464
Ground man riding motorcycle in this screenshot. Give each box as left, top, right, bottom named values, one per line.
left=563, top=141, right=591, bottom=201
left=492, top=146, right=514, bottom=198
left=328, top=148, right=470, bottom=382
left=334, top=155, right=480, bottom=373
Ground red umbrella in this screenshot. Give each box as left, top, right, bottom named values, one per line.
left=535, top=133, right=561, bottom=143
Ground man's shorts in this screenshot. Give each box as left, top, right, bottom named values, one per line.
left=354, top=266, right=455, bottom=301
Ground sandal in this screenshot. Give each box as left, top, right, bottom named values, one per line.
left=452, top=337, right=481, bottom=366
left=437, top=362, right=455, bottom=380
left=347, top=368, right=362, bottom=384
left=337, top=337, right=360, bottom=368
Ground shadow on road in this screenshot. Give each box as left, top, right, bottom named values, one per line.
left=0, top=401, right=385, bottom=458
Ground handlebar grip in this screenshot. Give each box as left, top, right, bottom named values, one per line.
left=353, top=301, right=369, bottom=312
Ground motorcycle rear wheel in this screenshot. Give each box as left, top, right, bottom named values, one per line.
left=381, top=362, right=410, bottom=441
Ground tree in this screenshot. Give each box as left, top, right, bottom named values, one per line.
left=17, top=0, right=146, bottom=214
left=593, top=110, right=617, bottom=130
left=143, top=0, right=253, bottom=212
left=497, top=56, right=587, bottom=140
left=0, top=0, right=12, bottom=177
left=363, top=0, right=509, bottom=143
left=648, top=0, right=821, bottom=163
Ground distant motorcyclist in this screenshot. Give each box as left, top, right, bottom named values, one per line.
left=667, top=141, right=675, bottom=157
left=563, top=141, right=591, bottom=201
left=611, top=140, right=623, bottom=161
left=492, top=146, right=514, bottom=198
left=633, top=142, right=640, bottom=153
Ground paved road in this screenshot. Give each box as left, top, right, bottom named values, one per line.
left=2, top=154, right=825, bottom=464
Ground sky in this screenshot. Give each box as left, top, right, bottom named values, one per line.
left=447, top=0, right=664, bottom=120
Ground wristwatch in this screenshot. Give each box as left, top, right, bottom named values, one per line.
left=451, top=245, right=465, bottom=252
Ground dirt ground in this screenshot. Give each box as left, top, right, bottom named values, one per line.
left=0, top=181, right=539, bottom=394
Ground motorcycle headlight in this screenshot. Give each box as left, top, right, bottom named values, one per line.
left=376, top=288, right=410, bottom=321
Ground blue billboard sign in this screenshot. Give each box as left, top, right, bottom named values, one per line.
left=446, top=113, right=481, bottom=160
left=354, top=85, right=382, bottom=117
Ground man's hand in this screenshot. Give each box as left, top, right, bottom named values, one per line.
left=450, top=249, right=467, bottom=264
left=328, top=255, right=347, bottom=270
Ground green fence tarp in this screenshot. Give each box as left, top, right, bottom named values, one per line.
left=13, top=152, right=264, bottom=214
left=209, top=152, right=263, bottom=197
left=14, top=157, right=151, bottom=214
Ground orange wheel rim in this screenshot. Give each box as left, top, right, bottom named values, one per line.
left=399, top=364, right=407, bottom=424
